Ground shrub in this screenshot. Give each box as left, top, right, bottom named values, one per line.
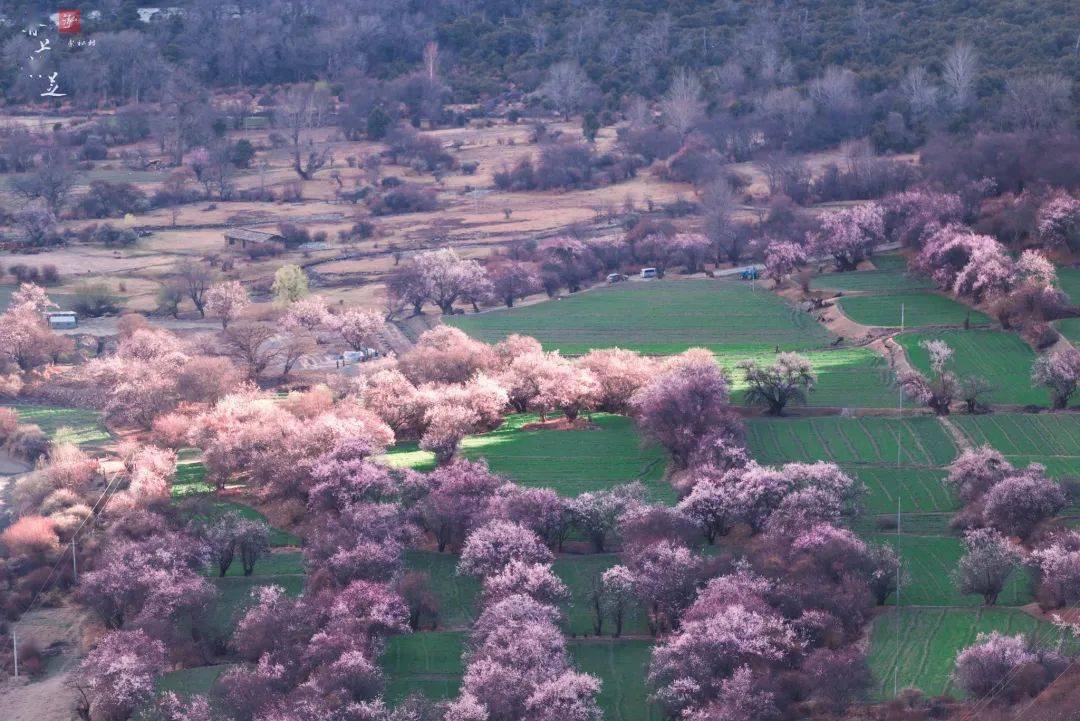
left=231, top=139, right=256, bottom=168
left=617, top=125, right=682, bottom=162
left=80, top=223, right=138, bottom=248
left=79, top=136, right=108, bottom=161
left=277, top=222, right=311, bottom=247
left=41, top=264, right=60, bottom=284
left=386, top=129, right=455, bottom=170
left=535, top=140, right=595, bottom=189
left=73, top=181, right=148, bottom=219
left=4, top=424, right=49, bottom=462
left=1, top=515, right=60, bottom=557
left=663, top=135, right=723, bottom=186
left=0, top=408, right=18, bottom=441
left=72, top=282, right=124, bottom=317
left=812, top=158, right=919, bottom=202
left=370, top=185, right=439, bottom=215
left=340, top=220, right=375, bottom=243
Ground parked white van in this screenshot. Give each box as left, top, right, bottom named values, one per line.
left=640, top=267, right=658, bottom=279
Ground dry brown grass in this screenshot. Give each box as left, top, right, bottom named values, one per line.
left=0, top=117, right=892, bottom=318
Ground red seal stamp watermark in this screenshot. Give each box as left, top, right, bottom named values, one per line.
left=58, top=10, right=81, bottom=34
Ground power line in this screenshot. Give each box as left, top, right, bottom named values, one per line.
left=15, top=468, right=124, bottom=622
left=1012, top=619, right=1080, bottom=720
left=953, top=616, right=1076, bottom=721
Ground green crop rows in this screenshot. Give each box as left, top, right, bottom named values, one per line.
left=897, top=330, right=1041, bottom=407
left=811, top=254, right=931, bottom=293
left=10, top=403, right=110, bottom=446
left=385, top=414, right=673, bottom=502
left=838, top=292, right=990, bottom=328
left=448, top=278, right=833, bottom=356
left=867, top=608, right=1071, bottom=698
left=384, top=632, right=659, bottom=721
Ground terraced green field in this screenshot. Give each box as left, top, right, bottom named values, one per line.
left=721, top=348, right=898, bottom=409
left=448, top=279, right=833, bottom=356
left=950, top=413, right=1080, bottom=479
left=403, top=550, right=651, bottom=636
left=157, top=664, right=232, bottom=697
left=854, top=467, right=958, bottom=516
left=746, top=415, right=959, bottom=522
left=745, top=416, right=957, bottom=469
left=384, top=631, right=465, bottom=704
left=861, top=533, right=1033, bottom=607
left=385, top=414, right=673, bottom=502
left=174, top=458, right=214, bottom=495
left=9, top=403, right=109, bottom=446
left=208, top=574, right=304, bottom=640
left=403, top=551, right=481, bottom=631
left=897, top=330, right=1041, bottom=407
left=812, top=255, right=931, bottom=293
left=1057, top=266, right=1080, bottom=301
left=867, top=608, right=1071, bottom=698
left=568, top=640, right=660, bottom=721
left=838, top=292, right=990, bottom=328
left=171, top=461, right=300, bottom=547
left=384, top=632, right=658, bottom=721
left=1058, top=317, right=1080, bottom=345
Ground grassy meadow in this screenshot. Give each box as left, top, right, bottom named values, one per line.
left=10, top=403, right=110, bottom=446
left=448, top=278, right=834, bottom=356
left=897, top=330, right=1041, bottom=407
left=811, top=255, right=930, bottom=293
left=383, top=632, right=659, bottom=721
left=385, top=413, right=673, bottom=502
left=838, top=292, right=990, bottom=328
left=867, top=608, right=1072, bottom=698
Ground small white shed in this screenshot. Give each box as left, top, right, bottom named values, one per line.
left=46, top=311, right=77, bottom=329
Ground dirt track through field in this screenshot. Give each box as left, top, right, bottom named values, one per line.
left=0, top=606, right=85, bottom=721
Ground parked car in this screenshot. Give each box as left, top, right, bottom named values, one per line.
left=640, top=267, right=658, bottom=279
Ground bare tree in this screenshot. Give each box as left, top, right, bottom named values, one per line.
left=11, top=148, right=76, bottom=214
left=423, top=41, right=439, bottom=80
left=808, top=66, right=858, bottom=116
left=942, top=42, right=978, bottom=113
left=175, top=259, right=215, bottom=318
left=1002, top=73, right=1072, bottom=131
left=279, top=330, right=315, bottom=378
left=543, top=61, right=588, bottom=119
left=223, top=322, right=280, bottom=379
left=760, top=153, right=809, bottom=203
left=661, top=69, right=705, bottom=136
left=901, top=66, right=940, bottom=121
left=700, top=181, right=746, bottom=264
left=630, top=13, right=671, bottom=86
left=156, top=69, right=209, bottom=167
left=279, top=85, right=330, bottom=180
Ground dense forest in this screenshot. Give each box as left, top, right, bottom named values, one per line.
left=3, top=0, right=1078, bottom=110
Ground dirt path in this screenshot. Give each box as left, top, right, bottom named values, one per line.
left=0, top=606, right=86, bottom=721
left=937, top=416, right=973, bottom=452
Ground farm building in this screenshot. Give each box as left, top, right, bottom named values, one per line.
left=45, top=311, right=77, bottom=329
left=224, top=228, right=284, bottom=250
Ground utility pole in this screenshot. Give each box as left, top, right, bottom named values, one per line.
left=894, top=300, right=905, bottom=699
left=12, top=630, right=17, bottom=679
left=895, top=494, right=902, bottom=698
left=897, top=302, right=904, bottom=466
left=72, top=539, right=77, bottom=582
